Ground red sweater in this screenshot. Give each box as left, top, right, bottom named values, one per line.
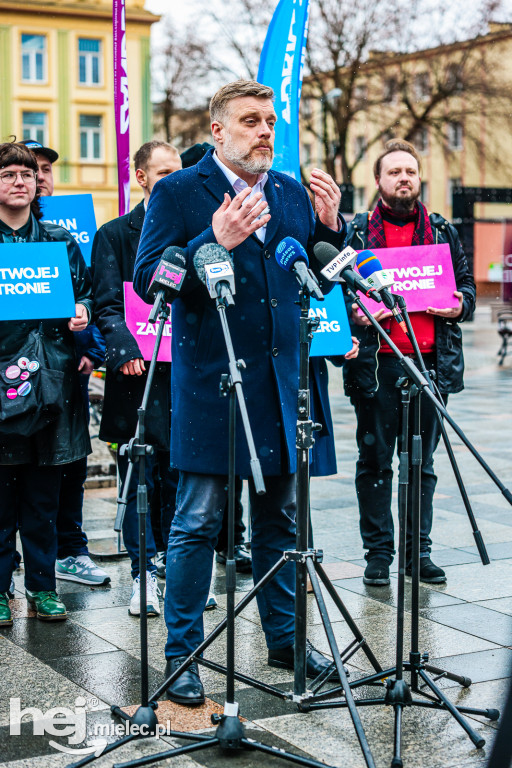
left=379, top=218, right=435, bottom=355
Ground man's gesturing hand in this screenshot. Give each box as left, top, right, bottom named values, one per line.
left=310, top=168, right=341, bottom=232
left=212, top=188, right=271, bottom=251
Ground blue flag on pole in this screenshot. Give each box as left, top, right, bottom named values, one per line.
left=257, top=0, right=310, bottom=179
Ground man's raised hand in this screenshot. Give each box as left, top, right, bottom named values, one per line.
left=212, top=188, right=271, bottom=251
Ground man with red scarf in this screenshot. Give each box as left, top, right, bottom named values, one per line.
left=343, top=140, right=475, bottom=587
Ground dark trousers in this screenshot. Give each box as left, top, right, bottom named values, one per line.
left=56, top=374, right=90, bottom=559
left=164, top=471, right=296, bottom=658
left=56, top=457, right=89, bottom=559
left=0, top=464, right=62, bottom=592
left=150, top=452, right=179, bottom=553
left=351, top=355, right=445, bottom=563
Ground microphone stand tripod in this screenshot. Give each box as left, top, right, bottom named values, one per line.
left=111, top=285, right=344, bottom=768
left=304, top=288, right=502, bottom=768
left=67, top=290, right=203, bottom=768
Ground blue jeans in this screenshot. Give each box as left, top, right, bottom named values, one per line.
left=117, top=451, right=157, bottom=579
left=164, top=471, right=296, bottom=658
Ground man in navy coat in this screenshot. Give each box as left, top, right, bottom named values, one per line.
left=134, top=80, right=345, bottom=704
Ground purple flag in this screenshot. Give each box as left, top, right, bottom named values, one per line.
left=113, top=0, right=130, bottom=216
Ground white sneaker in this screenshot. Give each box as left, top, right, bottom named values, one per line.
left=129, top=573, right=161, bottom=617
left=204, top=592, right=218, bottom=611
left=56, top=555, right=111, bottom=586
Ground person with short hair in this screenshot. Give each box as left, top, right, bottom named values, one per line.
left=92, top=140, right=183, bottom=618
left=19, top=139, right=111, bottom=588
left=343, top=139, right=476, bottom=587
left=134, top=79, right=346, bottom=705
left=0, top=141, right=92, bottom=626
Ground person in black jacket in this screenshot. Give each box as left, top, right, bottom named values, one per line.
left=343, top=139, right=475, bottom=587
left=0, top=141, right=92, bottom=626
left=92, top=141, right=184, bottom=618
left=18, top=139, right=111, bottom=588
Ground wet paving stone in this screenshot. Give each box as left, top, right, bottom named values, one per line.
left=4, top=305, right=512, bottom=768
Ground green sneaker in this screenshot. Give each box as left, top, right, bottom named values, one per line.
left=0, top=593, right=13, bottom=627
left=25, top=590, right=67, bottom=621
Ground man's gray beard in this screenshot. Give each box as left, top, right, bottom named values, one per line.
left=379, top=186, right=420, bottom=215
left=223, top=136, right=273, bottom=175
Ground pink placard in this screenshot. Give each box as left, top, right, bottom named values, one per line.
left=357, top=243, right=459, bottom=314
left=124, top=282, right=172, bottom=362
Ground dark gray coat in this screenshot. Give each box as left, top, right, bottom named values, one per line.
left=91, top=201, right=171, bottom=450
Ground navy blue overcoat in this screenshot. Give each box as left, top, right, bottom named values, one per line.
left=134, top=150, right=344, bottom=477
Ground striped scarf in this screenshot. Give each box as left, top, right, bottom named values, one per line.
left=368, top=199, right=434, bottom=249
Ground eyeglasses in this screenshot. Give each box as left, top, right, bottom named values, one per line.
left=0, top=171, right=37, bottom=185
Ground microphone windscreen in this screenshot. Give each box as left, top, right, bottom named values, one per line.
left=193, top=243, right=233, bottom=285
left=162, top=246, right=186, bottom=268
left=275, top=237, right=309, bottom=272
left=356, top=250, right=383, bottom=279
left=313, top=241, right=339, bottom=267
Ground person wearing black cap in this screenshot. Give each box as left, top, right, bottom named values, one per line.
left=18, top=139, right=111, bottom=589
left=19, top=140, right=58, bottom=196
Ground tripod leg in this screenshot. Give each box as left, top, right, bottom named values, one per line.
left=392, top=704, right=403, bottom=768
left=306, top=558, right=377, bottom=768
left=417, top=668, right=485, bottom=748
left=112, top=738, right=219, bottom=768
left=241, top=737, right=338, bottom=768
left=423, top=662, right=471, bottom=688
left=315, top=563, right=383, bottom=673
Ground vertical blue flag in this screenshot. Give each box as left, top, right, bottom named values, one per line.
left=257, top=0, right=310, bottom=179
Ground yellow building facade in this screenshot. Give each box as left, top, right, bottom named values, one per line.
left=300, top=24, right=512, bottom=225
left=0, top=0, right=158, bottom=226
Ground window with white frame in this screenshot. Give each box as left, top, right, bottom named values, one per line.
left=78, top=39, right=102, bottom=86
left=447, top=122, right=463, bottom=150
left=21, top=34, right=47, bottom=83
left=383, top=77, right=398, bottom=104
left=355, top=135, right=367, bottom=160
left=420, top=180, right=429, bottom=204
left=79, top=114, right=103, bottom=160
left=447, top=177, right=462, bottom=206
left=301, top=143, right=312, bottom=165
left=354, top=187, right=366, bottom=210
left=412, top=126, right=429, bottom=154
left=414, top=72, right=430, bottom=102
left=22, top=112, right=48, bottom=145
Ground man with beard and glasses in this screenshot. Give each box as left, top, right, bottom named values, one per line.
left=342, top=139, right=475, bottom=587
left=134, top=79, right=346, bottom=705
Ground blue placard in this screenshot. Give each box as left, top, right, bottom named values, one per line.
left=309, top=284, right=352, bottom=357
left=40, top=194, right=97, bottom=265
left=0, top=242, right=76, bottom=321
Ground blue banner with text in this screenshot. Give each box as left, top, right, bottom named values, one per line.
left=40, top=194, right=97, bottom=266
left=309, top=284, right=352, bottom=357
left=0, top=242, right=76, bottom=321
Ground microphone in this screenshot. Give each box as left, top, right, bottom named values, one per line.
left=355, top=250, right=408, bottom=334
left=193, top=243, right=236, bottom=306
left=313, top=242, right=382, bottom=301
left=275, top=237, right=324, bottom=301
left=147, top=246, right=187, bottom=301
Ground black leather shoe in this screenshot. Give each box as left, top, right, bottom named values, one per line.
left=268, top=640, right=345, bottom=682
left=363, top=558, right=390, bottom=586
left=406, top=557, right=446, bottom=584
left=216, top=544, right=252, bottom=573
left=164, top=657, right=205, bottom=705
